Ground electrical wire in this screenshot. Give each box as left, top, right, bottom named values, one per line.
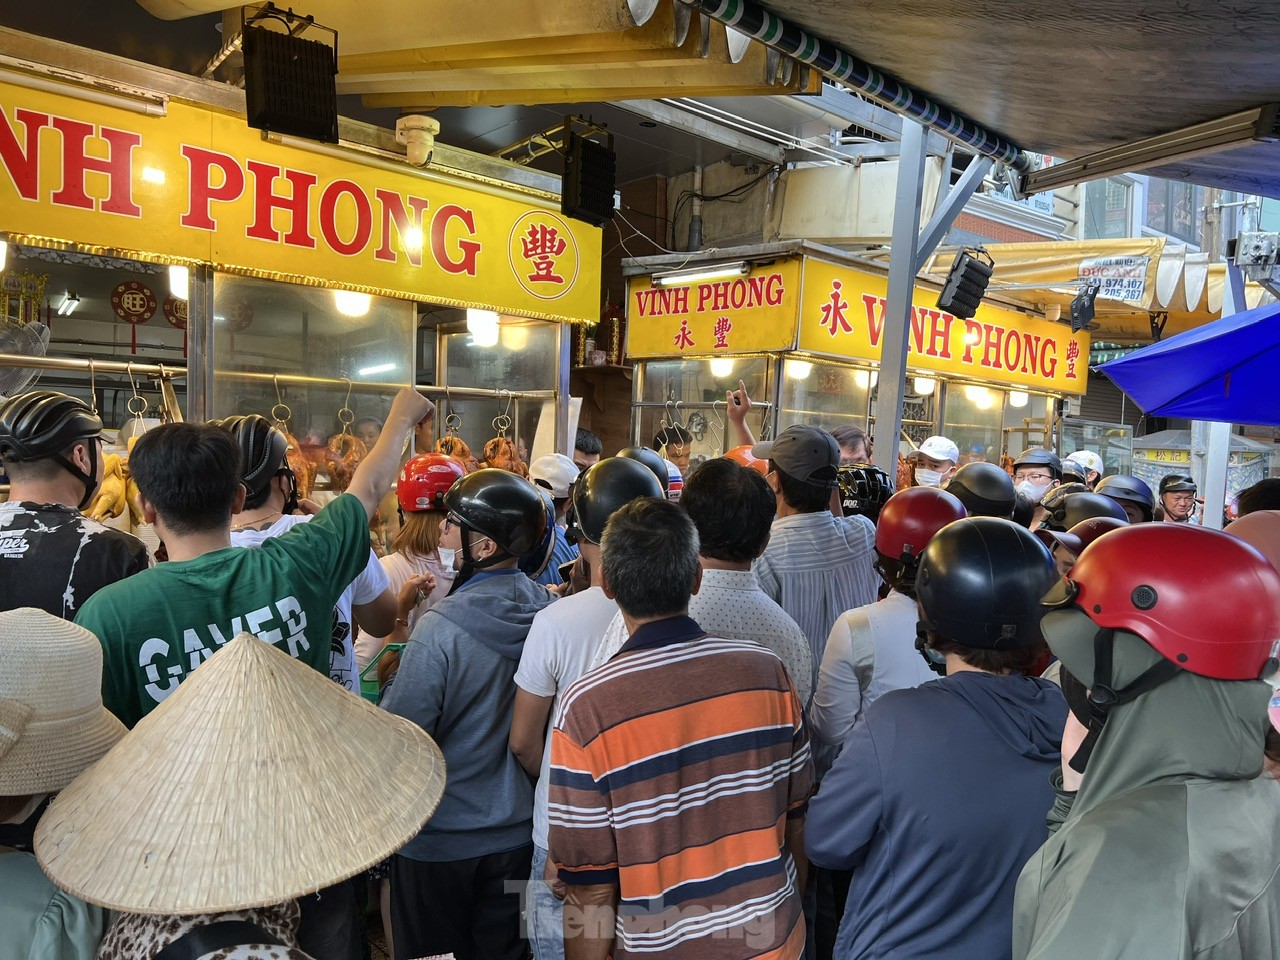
left=667, top=165, right=779, bottom=250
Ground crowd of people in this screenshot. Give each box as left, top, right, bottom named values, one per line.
left=2, top=382, right=1280, bottom=960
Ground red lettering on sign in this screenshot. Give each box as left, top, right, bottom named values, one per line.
left=180, top=145, right=245, bottom=230
left=432, top=204, right=480, bottom=276
left=1041, top=338, right=1058, bottom=378
left=981, top=324, right=1004, bottom=369
left=765, top=273, right=785, bottom=306
left=245, top=161, right=317, bottom=247
left=1002, top=328, right=1023, bottom=371
left=319, top=179, right=373, bottom=256
left=862, top=294, right=886, bottom=347
left=373, top=189, right=431, bottom=266
left=924, top=310, right=952, bottom=359
left=0, top=107, right=49, bottom=201
left=960, top=320, right=983, bottom=363
left=50, top=117, right=141, bottom=217
left=1022, top=333, right=1040, bottom=376
left=671, top=287, right=688, bottom=313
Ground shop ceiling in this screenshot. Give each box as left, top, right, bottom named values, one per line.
left=708, top=0, right=1280, bottom=198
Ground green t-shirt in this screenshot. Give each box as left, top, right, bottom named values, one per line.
left=75, top=494, right=371, bottom=728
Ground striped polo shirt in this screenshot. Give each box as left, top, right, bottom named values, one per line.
left=548, top=615, right=814, bottom=960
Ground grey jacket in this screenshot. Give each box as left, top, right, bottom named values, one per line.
left=381, top=569, right=553, bottom=861
left=1013, top=608, right=1280, bottom=959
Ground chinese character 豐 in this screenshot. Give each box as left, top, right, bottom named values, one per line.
left=520, top=224, right=568, bottom=284
left=674, top=318, right=696, bottom=351
left=820, top=280, right=853, bottom=336
left=712, top=316, right=733, bottom=349
left=1066, top=338, right=1080, bottom=378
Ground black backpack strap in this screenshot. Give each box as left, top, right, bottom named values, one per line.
left=152, top=921, right=284, bottom=960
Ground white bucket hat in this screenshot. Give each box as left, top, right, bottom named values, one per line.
left=529, top=453, right=580, bottom=499
left=0, top=608, right=125, bottom=797
left=36, top=633, right=445, bottom=915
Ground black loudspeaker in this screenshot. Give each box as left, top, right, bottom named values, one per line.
left=562, top=133, right=616, bottom=227
left=243, top=24, right=339, bottom=144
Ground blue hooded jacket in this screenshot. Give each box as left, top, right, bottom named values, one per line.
left=381, top=568, right=553, bottom=861
left=807, top=671, right=1066, bottom=960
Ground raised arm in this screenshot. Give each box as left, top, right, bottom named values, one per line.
left=347, top=389, right=435, bottom=520
left=726, top=379, right=757, bottom=448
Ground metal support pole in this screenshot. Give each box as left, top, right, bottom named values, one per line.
left=556, top=321, right=571, bottom=454
left=1190, top=261, right=1245, bottom=529
left=914, top=156, right=994, bottom=273
left=187, top=264, right=214, bottom=422
left=872, top=120, right=928, bottom=491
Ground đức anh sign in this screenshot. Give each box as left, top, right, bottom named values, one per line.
left=0, top=79, right=600, bottom=322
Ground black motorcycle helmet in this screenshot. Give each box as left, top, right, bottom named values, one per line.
left=1038, top=488, right=1129, bottom=533
left=1159, top=473, right=1197, bottom=495
left=213, top=414, right=295, bottom=511
left=570, top=457, right=664, bottom=545
left=617, top=446, right=669, bottom=493
left=836, top=463, right=894, bottom=522
left=916, top=517, right=1057, bottom=652
left=1013, top=447, right=1063, bottom=480
left=1095, top=474, right=1156, bottom=522
left=943, top=461, right=1016, bottom=519
left=1060, top=461, right=1088, bottom=486
left=444, top=468, right=547, bottom=568
left=518, top=489, right=559, bottom=579
left=0, top=390, right=105, bottom=509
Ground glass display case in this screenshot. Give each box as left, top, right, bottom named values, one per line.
left=422, top=308, right=562, bottom=464
left=1061, top=418, right=1134, bottom=475
left=633, top=358, right=772, bottom=473
left=778, top=359, right=873, bottom=433
left=941, top=383, right=1008, bottom=463
left=210, top=273, right=416, bottom=436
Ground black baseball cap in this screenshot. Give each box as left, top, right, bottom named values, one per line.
left=753, top=425, right=839, bottom=487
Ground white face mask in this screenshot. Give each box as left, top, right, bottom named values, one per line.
left=915, top=468, right=944, bottom=488
left=437, top=547, right=460, bottom=571
left=1016, top=479, right=1052, bottom=503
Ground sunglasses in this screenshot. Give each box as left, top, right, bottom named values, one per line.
left=1041, top=576, right=1080, bottom=609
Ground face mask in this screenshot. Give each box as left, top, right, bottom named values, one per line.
left=437, top=547, right=460, bottom=570
left=1016, top=479, right=1052, bottom=503
left=915, top=468, right=944, bottom=488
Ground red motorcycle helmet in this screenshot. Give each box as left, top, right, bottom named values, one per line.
left=1047, top=523, right=1280, bottom=680
left=398, top=454, right=465, bottom=513
left=874, top=486, right=967, bottom=588
left=725, top=444, right=769, bottom=476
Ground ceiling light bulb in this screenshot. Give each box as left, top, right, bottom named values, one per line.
left=467, top=308, right=500, bottom=347
left=913, top=376, right=935, bottom=396
left=854, top=370, right=869, bottom=389
left=710, top=358, right=735, bottom=378
left=787, top=360, right=813, bottom=381
left=168, top=264, right=189, bottom=301
left=1008, top=390, right=1029, bottom=408
left=334, top=290, right=371, bottom=317
left=0, top=239, right=8, bottom=272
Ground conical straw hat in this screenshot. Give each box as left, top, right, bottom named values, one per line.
left=35, top=633, right=445, bottom=915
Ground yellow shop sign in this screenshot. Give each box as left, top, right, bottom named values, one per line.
left=0, top=79, right=600, bottom=322
left=797, top=259, right=1089, bottom=395
left=626, top=260, right=801, bottom=357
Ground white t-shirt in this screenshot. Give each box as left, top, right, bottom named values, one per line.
left=230, top=514, right=389, bottom=694
left=513, top=586, right=619, bottom=849
left=811, top=589, right=937, bottom=750
left=356, top=550, right=454, bottom=670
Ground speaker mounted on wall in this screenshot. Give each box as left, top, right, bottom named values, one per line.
left=242, top=4, right=339, bottom=144
left=562, top=131, right=616, bottom=228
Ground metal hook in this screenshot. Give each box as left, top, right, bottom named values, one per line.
left=126, top=362, right=141, bottom=402
left=711, top=398, right=725, bottom=451
left=337, top=377, right=355, bottom=434
left=271, top=374, right=292, bottom=428
left=87, top=359, right=98, bottom=416
left=673, top=399, right=686, bottom=429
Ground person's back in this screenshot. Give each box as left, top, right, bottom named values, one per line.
left=750, top=425, right=878, bottom=696
left=379, top=467, right=554, bottom=960
left=75, top=391, right=433, bottom=727
left=554, top=627, right=811, bottom=958
left=817, top=673, right=1063, bottom=959
left=1014, top=523, right=1280, bottom=960
left=0, top=390, right=148, bottom=618
left=387, top=568, right=551, bottom=855
left=808, top=518, right=1065, bottom=960
left=551, top=498, right=814, bottom=960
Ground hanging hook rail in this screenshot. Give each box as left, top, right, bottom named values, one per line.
left=337, top=377, right=355, bottom=435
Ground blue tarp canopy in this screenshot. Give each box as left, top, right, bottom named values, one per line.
left=1099, top=300, right=1280, bottom=426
